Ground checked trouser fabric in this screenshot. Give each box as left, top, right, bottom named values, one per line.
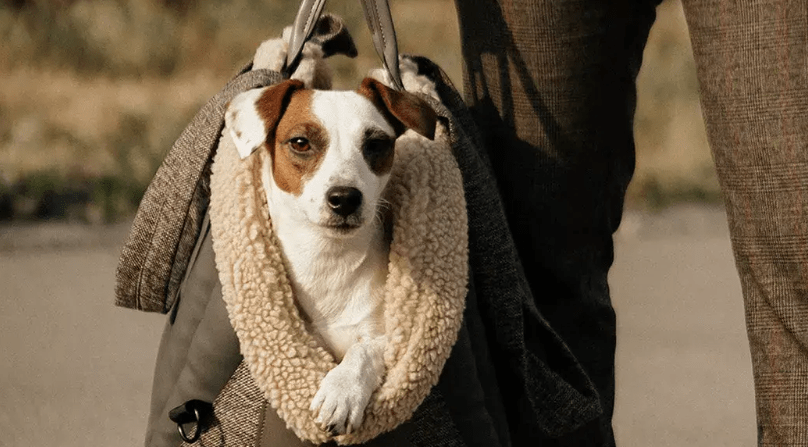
left=456, top=0, right=808, bottom=445
left=685, top=1, right=808, bottom=444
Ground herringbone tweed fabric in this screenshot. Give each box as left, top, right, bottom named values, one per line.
left=179, top=362, right=265, bottom=447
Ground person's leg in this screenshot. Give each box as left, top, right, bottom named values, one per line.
left=680, top=1, right=808, bottom=444
left=454, top=0, right=661, bottom=444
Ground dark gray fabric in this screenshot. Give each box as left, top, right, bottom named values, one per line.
left=453, top=1, right=662, bottom=444
left=405, top=389, right=464, bottom=447
left=414, top=56, right=608, bottom=444
left=433, top=287, right=507, bottom=447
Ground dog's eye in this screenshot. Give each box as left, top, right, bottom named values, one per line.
left=288, top=137, right=310, bottom=153
left=365, top=138, right=393, bottom=154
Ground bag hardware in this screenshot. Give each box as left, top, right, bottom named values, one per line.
left=169, top=399, right=213, bottom=443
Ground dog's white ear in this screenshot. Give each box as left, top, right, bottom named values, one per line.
left=226, top=80, right=306, bottom=159
left=357, top=77, right=437, bottom=140
left=227, top=88, right=270, bottom=159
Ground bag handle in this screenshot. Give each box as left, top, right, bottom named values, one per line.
left=285, top=0, right=404, bottom=90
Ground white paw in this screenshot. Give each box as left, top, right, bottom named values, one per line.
left=310, top=364, right=374, bottom=435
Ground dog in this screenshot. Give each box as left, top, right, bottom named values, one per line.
left=225, top=77, right=437, bottom=436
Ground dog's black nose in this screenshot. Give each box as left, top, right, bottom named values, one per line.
left=326, top=186, right=362, bottom=217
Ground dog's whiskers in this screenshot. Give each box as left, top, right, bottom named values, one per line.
left=377, top=197, right=392, bottom=210
left=373, top=197, right=392, bottom=227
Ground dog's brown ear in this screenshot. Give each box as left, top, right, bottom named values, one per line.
left=226, top=79, right=305, bottom=159
left=358, top=78, right=437, bottom=140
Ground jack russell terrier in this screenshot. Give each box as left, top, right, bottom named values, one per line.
left=225, top=77, right=437, bottom=436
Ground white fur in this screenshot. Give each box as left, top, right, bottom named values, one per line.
left=252, top=35, right=288, bottom=72
left=226, top=87, right=271, bottom=159
left=227, top=89, right=395, bottom=435
left=368, top=57, right=440, bottom=101
left=252, top=28, right=332, bottom=89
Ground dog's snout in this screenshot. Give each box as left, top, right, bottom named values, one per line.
left=327, top=186, right=363, bottom=217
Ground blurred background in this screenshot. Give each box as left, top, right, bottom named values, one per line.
left=0, top=0, right=754, bottom=445
left=0, top=0, right=720, bottom=220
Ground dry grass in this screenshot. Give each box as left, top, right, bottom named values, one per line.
left=0, top=0, right=717, bottom=221
left=630, top=0, right=719, bottom=208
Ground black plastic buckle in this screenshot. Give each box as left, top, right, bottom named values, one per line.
left=168, top=399, right=213, bottom=443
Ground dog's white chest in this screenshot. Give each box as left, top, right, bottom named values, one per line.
left=272, top=219, right=388, bottom=360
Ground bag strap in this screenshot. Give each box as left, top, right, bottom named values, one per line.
left=286, top=0, right=327, bottom=76
left=285, top=0, right=404, bottom=90
left=358, top=0, right=404, bottom=90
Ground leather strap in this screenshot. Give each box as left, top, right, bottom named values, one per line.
left=285, top=0, right=327, bottom=75
left=358, top=0, right=403, bottom=90
left=286, top=0, right=404, bottom=90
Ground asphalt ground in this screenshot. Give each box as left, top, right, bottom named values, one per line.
left=0, top=204, right=756, bottom=446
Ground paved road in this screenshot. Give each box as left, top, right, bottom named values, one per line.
left=611, top=206, right=755, bottom=446
left=0, top=205, right=756, bottom=446
left=0, top=223, right=165, bottom=446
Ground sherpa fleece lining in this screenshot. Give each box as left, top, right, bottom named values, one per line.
left=207, top=43, right=469, bottom=445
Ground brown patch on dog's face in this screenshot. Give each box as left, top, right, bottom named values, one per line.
left=255, top=79, right=305, bottom=139
left=267, top=90, right=329, bottom=196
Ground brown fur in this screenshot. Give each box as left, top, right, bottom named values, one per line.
left=268, top=90, right=329, bottom=196
left=357, top=78, right=437, bottom=141
left=256, top=79, right=305, bottom=139
left=255, top=80, right=329, bottom=196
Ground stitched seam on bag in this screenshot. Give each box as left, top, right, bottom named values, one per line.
left=164, top=171, right=209, bottom=312
left=373, top=1, right=387, bottom=50
left=255, top=400, right=268, bottom=447
left=181, top=211, right=211, bottom=288
left=141, top=115, right=205, bottom=312
left=304, top=8, right=316, bottom=40
left=135, top=198, right=167, bottom=311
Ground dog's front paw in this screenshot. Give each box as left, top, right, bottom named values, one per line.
left=310, top=364, right=374, bottom=435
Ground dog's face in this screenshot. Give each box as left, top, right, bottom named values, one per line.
left=226, top=78, right=436, bottom=237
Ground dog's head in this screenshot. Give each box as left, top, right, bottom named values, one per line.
left=226, top=78, right=437, bottom=237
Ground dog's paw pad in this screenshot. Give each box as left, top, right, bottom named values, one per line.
left=310, top=366, right=372, bottom=435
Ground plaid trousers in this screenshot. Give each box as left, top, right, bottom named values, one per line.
left=456, top=0, right=808, bottom=445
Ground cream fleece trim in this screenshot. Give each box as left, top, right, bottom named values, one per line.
left=208, top=39, right=468, bottom=445
left=210, top=119, right=467, bottom=445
